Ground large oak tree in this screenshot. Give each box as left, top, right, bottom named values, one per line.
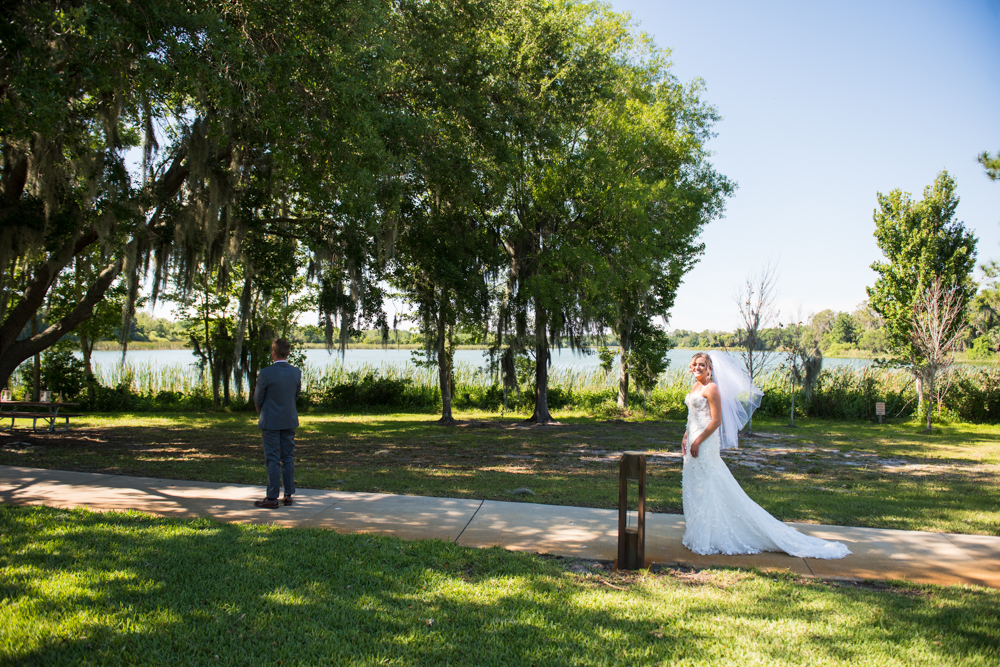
left=0, top=0, right=397, bottom=390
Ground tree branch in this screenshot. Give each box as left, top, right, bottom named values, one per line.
left=4, top=256, right=123, bottom=366
left=0, top=230, right=98, bottom=353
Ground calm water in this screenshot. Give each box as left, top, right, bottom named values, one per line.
left=89, top=347, right=868, bottom=374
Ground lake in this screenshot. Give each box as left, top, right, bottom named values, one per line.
left=89, top=347, right=869, bottom=376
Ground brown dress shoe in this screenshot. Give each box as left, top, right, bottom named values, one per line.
left=282, top=495, right=294, bottom=506
left=254, top=498, right=279, bottom=509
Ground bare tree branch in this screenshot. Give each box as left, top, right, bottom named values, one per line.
left=909, top=278, right=968, bottom=431
left=733, top=261, right=779, bottom=435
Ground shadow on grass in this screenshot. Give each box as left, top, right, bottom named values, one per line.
left=2, top=506, right=998, bottom=666
left=2, top=414, right=997, bottom=535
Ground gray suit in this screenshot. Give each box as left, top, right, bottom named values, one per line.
left=254, top=360, right=301, bottom=499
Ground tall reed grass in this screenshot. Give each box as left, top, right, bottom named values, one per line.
left=94, top=361, right=212, bottom=395
left=65, top=357, right=1000, bottom=423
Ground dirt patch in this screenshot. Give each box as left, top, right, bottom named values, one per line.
left=825, top=579, right=933, bottom=597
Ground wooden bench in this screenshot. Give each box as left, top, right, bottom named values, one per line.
left=0, top=402, right=82, bottom=433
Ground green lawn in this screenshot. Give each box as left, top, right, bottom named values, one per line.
left=2, top=505, right=997, bottom=666
left=1, top=410, right=998, bottom=536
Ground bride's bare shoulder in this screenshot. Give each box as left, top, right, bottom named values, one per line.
left=702, top=382, right=720, bottom=398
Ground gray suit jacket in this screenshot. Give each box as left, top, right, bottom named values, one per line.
left=253, top=361, right=301, bottom=430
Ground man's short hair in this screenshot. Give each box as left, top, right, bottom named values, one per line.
left=272, top=338, right=291, bottom=359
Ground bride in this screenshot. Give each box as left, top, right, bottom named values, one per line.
left=681, top=351, right=850, bottom=559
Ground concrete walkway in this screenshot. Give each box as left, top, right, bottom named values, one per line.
left=2, top=464, right=997, bottom=589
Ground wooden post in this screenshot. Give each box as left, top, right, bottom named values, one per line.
left=617, top=451, right=646, bottom=570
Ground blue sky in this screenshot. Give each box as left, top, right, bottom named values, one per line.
left=608, top=0, right=1000, bottom=331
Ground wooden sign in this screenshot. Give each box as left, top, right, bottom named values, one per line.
left=875, top=402, right=886, bottom=416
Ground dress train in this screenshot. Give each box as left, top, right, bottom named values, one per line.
left=682, top=392, right=850, bottom=559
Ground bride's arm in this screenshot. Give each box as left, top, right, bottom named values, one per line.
left=681, top=382, right=695, bottom=454
left=689, top=384, right=722, bottom=457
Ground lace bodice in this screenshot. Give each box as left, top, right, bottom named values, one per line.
left=685, top=392, right=710, bottom=424
left=684, top=392, right=720, bottom=455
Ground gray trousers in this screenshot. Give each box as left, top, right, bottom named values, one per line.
left=262, top=428, right=295, bottom=499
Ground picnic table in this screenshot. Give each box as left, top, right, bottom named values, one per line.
left=0, top=401, right=82, bottom=432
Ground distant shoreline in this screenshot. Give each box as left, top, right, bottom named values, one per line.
left=88, top=343, right=998, bottom=366
left=92, top=343, right=499, bottom=351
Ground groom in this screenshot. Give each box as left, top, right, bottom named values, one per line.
left=253, top=338, right=301, bottom=509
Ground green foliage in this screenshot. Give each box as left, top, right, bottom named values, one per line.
left=0, top=0, right=401, bottom=389
left=40, top=342, right=87, bottom=399
left=944, top=367, right=1000, bottom=423
left=481, top=0, right=733, bottom=420
left=857, top=327, right=888, bottom=353
left=626, top=324, right=673, bottom=393
left=597, top=346, right=616, bottom=374
left=298, top=325, right=326, bottom=345
left=68, top=352, right=1000, bottom=425
left=751, top=365, right=902, bottom=422
left=828, top=312, right=857, bottom=345
left=979, top=149, right=1000, bottom=181
left=670, top=329, right=734, bottom=349
left=13, top=341, right=87, bottom=399
left=513, top=353, right=536, bottom=389
left=967, top=336, right=996, bottom=361
left=969, top=260, right=1000, bottom=353
left=746, top=363, right=1000, bottom=425
left=317, top=372, right=431, bottom=411
left=2, top=0, right=735, bottom=427
left=867, top=171, right=978, bottom=360
left=133, top=312, right=186, bottom=343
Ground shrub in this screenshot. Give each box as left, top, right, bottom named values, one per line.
left=61, top=352, right=1000, bottom=424
left=10, top=341, right=86, bottom=399
left=317, top=371, right=435, bottom=410
left=740, top=365, right=915, bottom=422
left=966, top=336, right=995, bottom=361
left=943, top=366, right=1000, bottom=423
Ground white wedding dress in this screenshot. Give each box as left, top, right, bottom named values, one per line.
left=682, top=392, right=851, bottom=559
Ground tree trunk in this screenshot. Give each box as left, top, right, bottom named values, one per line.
left=247, top=322, right=271, bottom=405
left=617, top=363, right=630, bottom=409
left=924, top=371, right=934, bottom=432
left=79, top=332, right=96, bottom=400
left=789, top=374, right=796, bottom=427
left=436, top=305, right=454, bottom=425
left=222, top=371, right=231, bottom=406
left=501, top=347, right=514, bottom=413
left=617, top=330, right=630, bottom=409
left=32, top=313, right=41, bottom=401
left=79, top=333, right=94, bottom=378
left=915, top=374, right=924, bottom=422
left=530, top=306, right=553, bottom=424
left=209, top=361, right=220, bottom=406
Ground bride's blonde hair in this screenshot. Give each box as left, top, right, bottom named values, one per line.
left=689, top=352, right=713, bottom=380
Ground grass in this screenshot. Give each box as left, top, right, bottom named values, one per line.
left=1, top=504, right=998, bottom=666
left=1, top=411, right=998, bottom=537
left=92, top=341, right=190, bottom=351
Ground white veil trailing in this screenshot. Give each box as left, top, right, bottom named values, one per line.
left=705, top=351, right=764, bottom=450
